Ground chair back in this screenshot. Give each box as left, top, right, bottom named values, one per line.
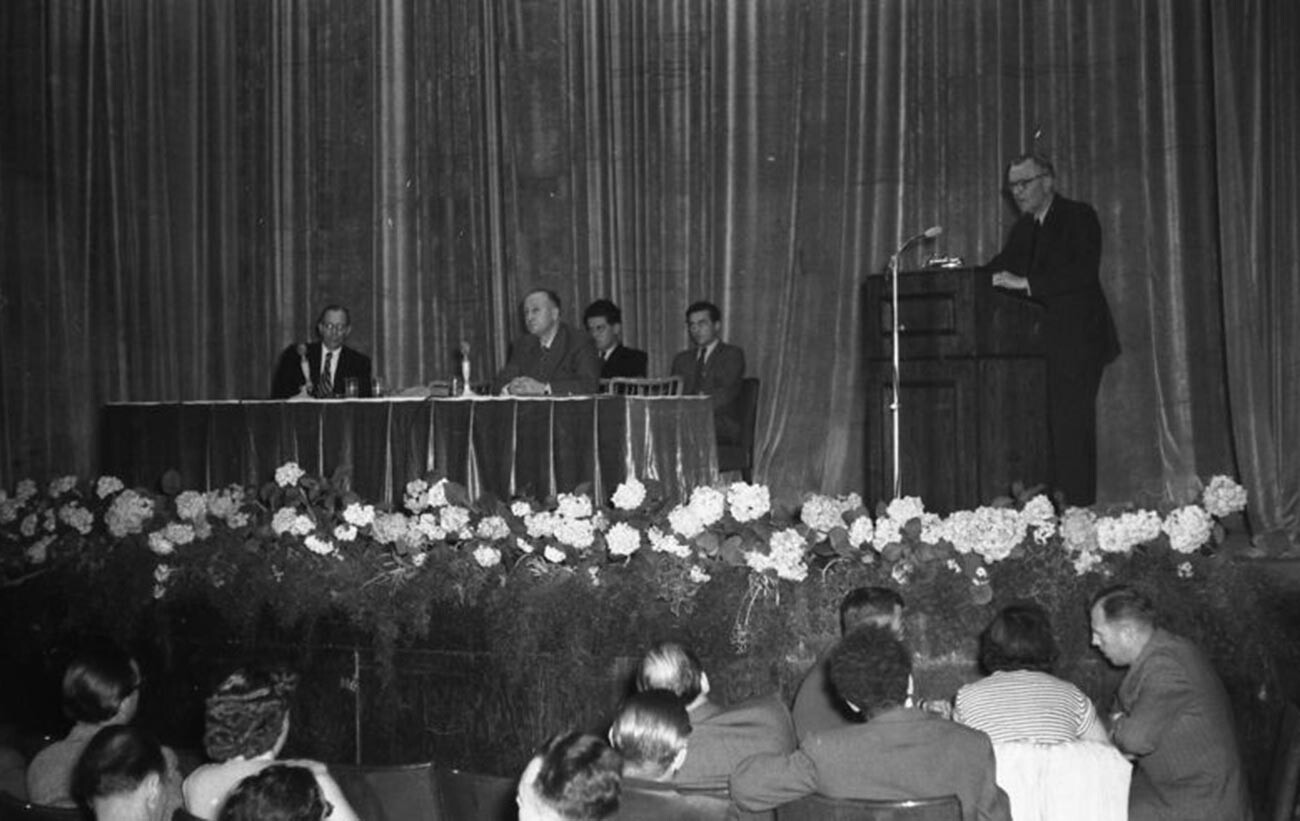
left=717, top=377, right=760, bottom=481
left=330, top=761, right=439, bottom=821
left=1270, top=700, right=1300, bottom=821
left=616, top=781, right=733, bottom=819
left=774, top=793, right=961, bottom=821
left=0, top=792, right=85, bottom=821
left=606, top=377, right=683, bottom=397
left=992, top=740, right=1130, bottom=821
left=433, top=767, right=516, bottom=821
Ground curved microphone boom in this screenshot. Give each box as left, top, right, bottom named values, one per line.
left=894, top=225, right=944, bottom=255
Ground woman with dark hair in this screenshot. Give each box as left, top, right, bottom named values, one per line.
left=953, top=603, right=1108, bottom=744
left=182, top=668, right=356, bottom=821
left=70, top=725, right=170, bottom=821
left=217, top=765, right=329, bottom=821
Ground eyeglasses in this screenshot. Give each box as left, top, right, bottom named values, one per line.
left=1006, top=173, right=1047, bottom=193
left=319, top=323, right=349, bottom=332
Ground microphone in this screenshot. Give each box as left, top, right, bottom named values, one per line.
left=297, top=343, right=312, bottom=395
left=895, top=225, right=943, bottom=255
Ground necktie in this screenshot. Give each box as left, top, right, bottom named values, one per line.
left=692, top=347, right=707, bottom=392
left=320, top=351, right=334, bottom=397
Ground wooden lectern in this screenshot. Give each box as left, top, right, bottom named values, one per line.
left=863, top=267, right=1047, bottom=513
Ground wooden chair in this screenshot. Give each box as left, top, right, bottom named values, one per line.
left=1270, top=700, right=1300, bottom=821
left=616, top=780, right=734, bottom=819
left=433, top=767, right=515, bottom=821
left=0, top=792, right=85, bottom=821
left=605, top=376, right=683, bottom=397
left=331, top=761, right=440, bottom=821
left=774, top=793, right=961, bottom=821
left=717, top=377, right=760, bottom=481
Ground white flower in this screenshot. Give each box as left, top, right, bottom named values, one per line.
left=206, top=486, right=246, bottom=523
left=58, top=503, right=94, bottom=535
left=152, top=564, right=174, bottom=599
left=526, top=511, right=558, bottom=539
left=175, top=491, right=207, bottom=522
left=304, top=534, right=335, bottom=555
left=0, top=498, right=19, bottom=524
left=20, top=513, right=38, bottom=538
left=473, top=545, right=502, bottom=568
left=439, top=505, right=472, bottom=536
left=105, top=490, right=154, bottom=538
left=148, top=531, right=175, bottom=555
left=404, top=479, right=430, bottom=512
left=543, top=545, right=567, bottom=563
left=271, top=507, right=299, bottom=536
left=943, top=507, right=1027, bottom=563
left=334, top=524, right=358, bottom=542
left=767, top=528, right=810, bottom=581
left=648, top=527, right=691, bottom=558
left=47, top=475, right=78, bottom=498
left=1163, top=505, right=1214, bottom=554
left=611, top=478, right=647, bottom=511
left=371, top=512, right=411, bottom=545
left=592, top=512, right=609, bottom=531
left=727, top=482, right=771, bottom=523
left=974, top=566, right=989, bottom=582
left=886, top=496, right=926, bottom=523
left=227, top=512, right=250, bottom=529
left=1177, top=561, right=1194, bottom=579
left=1072, top=550, right=1104, bottom=576
left=847, top=516, right=874, bottom=549
left=413, top=512, right=447, bottom=542
left=343, top=503, right=376, bottom=528
left=945, top=558, right=962, bottom=573
left=873, top=516, right=903, bottom=548
left=800, top=494, right=848, bottom=534
left=1202, top=475, right=1248, bottom=518
left=688, top=486, right=727, bottom=526
left=162, top=522, right=195, bottom=545
left=15, top=479, right=37, bottom=502
left=516, top=537, right=536, bottom=554
left=425, top=479, right=449, bottom=509
left=1020, top=495, right=1057, bottom=544
left=95, top=476, right=125, bottom=499
left=890, top=561, right=912, bottom=585
left=688, top=564, right=712, bottom=584
left=605, top=522, right=642, bottom=557
left=275, top=462, right=306, bottom=488
left=476, top=516, right=510, bottom=541
left=510, top=500, right=533, bottom=518
left=411, top=551, right=429, bottom=567
left=1059, top=507, right=1099, bottom=554
left=1096, top=510, right=1162, bottom=554
left=557, top=493, right=594, bottom=520
left=291, top=514, right=315, bottom=536
left=587, top=566, right=602, bottom=586
left=554, top=517, right=595, bottom=550
left=26, top=535, right=55, bottom=565
left=668, top=505, right=705, bottom=539
left=42, top=509, right=56, bottom=533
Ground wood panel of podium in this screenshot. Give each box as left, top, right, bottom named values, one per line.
left=863, top=267, right=1047, bottom=513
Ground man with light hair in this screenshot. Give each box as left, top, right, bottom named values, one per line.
left=608, top=691, right=690, bottom=783
left=1089, top=585, right=1251, bottom=821
left=516, top=732, right=622, bottom=821
left=494, top=288, right=601, bottom=396
left=634, top=641, right=794, bottom=790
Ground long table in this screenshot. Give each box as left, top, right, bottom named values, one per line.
left=100, top=396, right=718, bottom=505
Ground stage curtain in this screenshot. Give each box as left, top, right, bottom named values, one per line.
left=1, top=0, right=1296, bottom=548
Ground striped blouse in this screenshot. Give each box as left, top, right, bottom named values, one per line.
left=953, top=669, right=1099, bottom=744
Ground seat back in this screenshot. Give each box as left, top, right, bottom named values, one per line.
left=433, top=767, right=516, bottom=821
left=330, top=761, right=439, bottom=821
left=1270, top=700, right=1300, bottom=821
left=616, top=782, right=733, bottom=819
left=992, top=740, right=1130, bottom=821
left=717, top=377, right=760, bottom=481
left=774, top=793, right=961, bottom=821
left=0, top=792, right=85, bottom=821
left=606, top=377, right=683, bottom=397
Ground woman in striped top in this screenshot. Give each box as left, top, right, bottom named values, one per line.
left=953, top=603, right=1109, bottom=744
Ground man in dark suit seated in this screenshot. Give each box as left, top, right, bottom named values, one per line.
left=609, top=690, right=690, bottom=783
left=270, top=305, right=373, bottom=398
left=635, top=642, right=795, bottom=792
left=731, top=626, right=1011, bottom=821
left=670, top=301, right=746, bottom=445
left=516, top=732, right=622, bottom=821
left=1089, top=585, right=1252, bottom=821
left=494, top=289, right=601, bottom=396
left=583, top=299, right=647, bottom=379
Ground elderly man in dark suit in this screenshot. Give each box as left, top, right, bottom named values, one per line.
left=731, top=626, right=1011, bottom=821
left=493, top=289, right=601, bottom=396
left=669, top=301, right=746, bottom=444
left=270, top=305, right=373, bottom=398
left=986, top=153, right=1120, bottom=506
left=1089, top=585, right=1252, bottom=821
left=635, top=642, right=795, bottom=792
left=583, top=299, right=648, bottom=380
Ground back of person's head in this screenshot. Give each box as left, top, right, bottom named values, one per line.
left=608, top=690, right=691, bottom=782
left=828, top=625, right=911, bottom=717
left=839, top=587, right=905, bottom=634
left=204, top=666, right=299, bottom=762
left=979, top=602, right=1060, bottom=674
left=635, top=642, right=706, bottom=703
left=1090, top=584, right=1156, bottom=627
left=71, top=725, right=167, bottom=820
left=217, top=764, right=326, bottom=821
left=62, top=640, right=142, bottom=725
left=684, top=301, right=721, bottom=322
left=519, top=732, right=622, bottom=821
left=583, top=299, right=622, bottom=325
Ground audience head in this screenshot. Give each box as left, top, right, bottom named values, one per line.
left=203, top=667, right=299, bottom=762
left=583, top=300, right=624, bottom=353
left=839, top=587, right=905, bottom=636
left=62, top=640, right=142, bottom=726
left=217, top=764, right=328, bottom=821
left=71, top=725, right=168, bottom=821
left=608, top=690, right=691, bottom=782
left=523, top=289, right=563, bottom=339
left=1005, top=152, right=1057, bottom=216
left=1089, top=585, right=1157, bottom=667
left=684, top=301, right=722, bottom=348
left=979, top=602, right=1059, bottom=674
left=828, top=625, right=912, bottom=718
left=517, top=732, right=622, bottom=821
left=635, top=642, right=709, bottom=708
left=315, top=305, right=352, bottom=352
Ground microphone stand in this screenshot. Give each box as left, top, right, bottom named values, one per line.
left=884, top=228, right=940, bottom=500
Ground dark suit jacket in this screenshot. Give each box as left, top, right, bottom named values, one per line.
left=1113, top=629, right=1252, bottom=821
left=670, top=341, right=746, bottom=443
left=672, top=694, right=796, bottom=792
left=984, top=195, right=1120, bottom=370
left=730, top=707, right=1011, bottom=821
left=271, top=342, right=373, bottom=399
left=492, top=322, right=601, bottom=395
left=600, top=344, right=648, bottom=379
left=790, top=652, right=859, bottom=742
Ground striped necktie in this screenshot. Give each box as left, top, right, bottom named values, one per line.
left=319, top=351, right=334, bottom=397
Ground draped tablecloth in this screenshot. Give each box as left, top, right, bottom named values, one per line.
left=100, top=396, right=719, bottom=505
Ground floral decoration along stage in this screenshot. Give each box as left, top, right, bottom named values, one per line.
left=0, top=467, right=1249, bottom=617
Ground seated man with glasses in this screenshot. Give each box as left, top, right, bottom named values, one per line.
left=271, top=305, right=374, bottom=398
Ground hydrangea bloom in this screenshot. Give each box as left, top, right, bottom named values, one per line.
left=543, top=545, right=567, bottom=563
left=800, top=495, right=848, bottom=534
left=343, top=503, right=376, bottom=528
left=20, top=514, right=37, bottom=538
left=47, top=476, right=78, bottom=498
left=106, top=490, right=154, bottom=538
left=370, top=512, right=411, bottom=545
left=271, top=507, right=299, bottom=536
left=1096, top=510, right=1162, bottom=554
left=0, top=498, right=20, bottom=524
left=1163, top=505, right=1213, bottom=554
left=473, top=545, right=502, bottom=568
left=26, top=535, right=54, bottom=565
left=15, top=480, right=37, bottom=502
left=510, top=500, right=533, bottom=518
left=667, top=505, right=705, bottom=539
left=334, top=524, right=358, bottom=542
left=404, top=479, right=430, bottom=512
left=152, top=564, right=174, bottom=599
left=304, top=534, right=335, bottom=555
left=557, top=493, right=594, bottom=520
left=944, top=507, right=1026, bottom=563
left=58, top=504, right=95, bottom=535
left=95, top=476, right=125, bottom=499
left=554, top=517, right=595, bottom=550
left=526, top=511, right=559, bottom=539
left=175, top=491, right=208, bottom=522
left=476, top=516, right=510, bottom=541
left=148, top=531, right=175, bottom=556
left=516, top=537, right=536, bottom=554
left=1202, top=475, right=1248, bottom=518
left=1177, top=561, right=1194, bottom=579
left=425, top=479, right=449, bottom=509
left=1020, top=495, right=1057, bottom=544
left=206, top=486, right=245, bottom=523
left=688, top=565, right=712, bottom=584
left=727, top=482, right=771, bottom=523
left=885, top=496, right=925, bottom=524
left=648, top=527, right=691, bottom=558
left=688, top=486, right=726, bottom=526
left=611, top=478, right=647, bottom=511
left=413, top=512, right=447, bottom=542
left=1059, top=507, right=1099, bottom=554
left=847, top=516, right=874, bottom=549
left=439, top=505, right=472, bottom=536
left=161, top=523, right=196, bottom=545
left=745, top=529, right=809, bottom=582
left=275, top=462, right=306, bottom=488
left=605, top=522, right=641, bottom=557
